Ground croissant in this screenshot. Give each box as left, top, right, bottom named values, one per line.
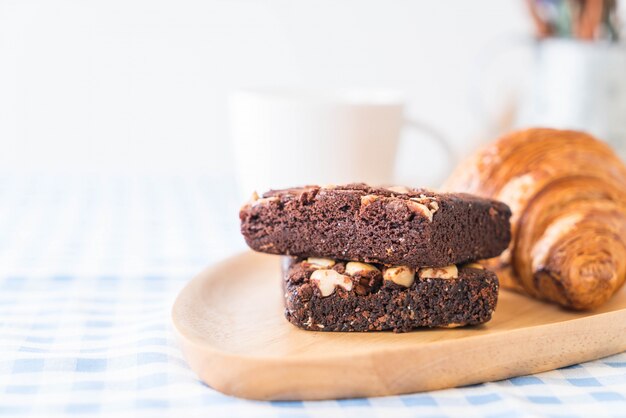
left=443, top=128, right=626, bottom=310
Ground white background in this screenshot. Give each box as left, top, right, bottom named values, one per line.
left=2, top=1, right=623, bottom=181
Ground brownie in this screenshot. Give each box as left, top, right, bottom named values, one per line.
left=282, top=257, right=499, bottom=332
left=240, top=183, right=511, bottom=268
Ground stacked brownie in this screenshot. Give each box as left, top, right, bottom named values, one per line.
left=239, top=184, right=511, bottom=332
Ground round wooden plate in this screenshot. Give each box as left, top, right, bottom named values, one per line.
left=172, top=251, right=626, bottom=401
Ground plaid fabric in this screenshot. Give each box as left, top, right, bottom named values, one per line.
left=1, top=175, right=625, bottom=417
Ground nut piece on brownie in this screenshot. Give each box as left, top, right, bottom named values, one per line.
left=345, top=261, right=379, bottom=276
left=310, top=269, right=353, bottom=297
left=383, top=266, right=416, bottom=288
left=418, top=265, right=459, bottom=280
left=305, top=257, right=336, bottom=268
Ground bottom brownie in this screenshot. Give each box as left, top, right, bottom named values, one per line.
left=282, top=257, right=499, bottom=333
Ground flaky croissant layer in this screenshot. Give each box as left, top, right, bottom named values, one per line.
left=444, top=128, right=626, bottom=309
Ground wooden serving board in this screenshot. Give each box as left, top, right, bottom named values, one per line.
left=172, top=251, right=626, bottom=401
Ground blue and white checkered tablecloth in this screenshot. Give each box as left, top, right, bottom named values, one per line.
left=1, top=175, right=626, bottom=417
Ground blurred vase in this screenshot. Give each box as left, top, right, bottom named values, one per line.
left=516, top=39, right=626, bottom=158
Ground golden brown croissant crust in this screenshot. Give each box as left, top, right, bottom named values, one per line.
left=444, top=128, right=626, bottom=310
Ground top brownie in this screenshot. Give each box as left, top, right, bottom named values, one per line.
left=239, top=183, right=511, bottom=268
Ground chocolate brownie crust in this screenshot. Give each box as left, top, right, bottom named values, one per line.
left=240, top=183, right=511, bottom=268
left=283, top=257, right=499, bottom=333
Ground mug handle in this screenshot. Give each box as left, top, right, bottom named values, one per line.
left=402, top=118, right=456, bottom=175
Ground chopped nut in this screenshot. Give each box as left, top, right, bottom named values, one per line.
left=360, top=194, right=379, bottom=209
left=464, top=262, right=484, bottom=270
left=310, top=269, right=353, bottom=297
left=345, top=261, right=379, bottom=276
left=410, top=194, right=430, bottom=203
left=383, top=266, right=415, bottom=287
left=406, top=200, right=433, bottom=222
left=249, top=191, right=259, bottom=202
left=411, top=195, right=439, bottom=209
left=418, top=264, right=458, bottom=279
left=306, top=257, right=336, bottom=268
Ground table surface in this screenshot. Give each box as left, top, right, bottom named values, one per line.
left=1, top=175, right=625, bottom=418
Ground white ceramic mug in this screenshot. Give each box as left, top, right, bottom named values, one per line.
left=228, top=88, right=453, bottom=199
